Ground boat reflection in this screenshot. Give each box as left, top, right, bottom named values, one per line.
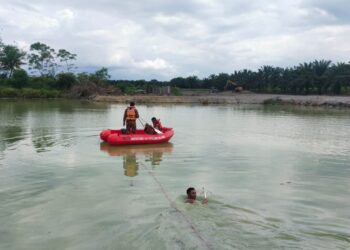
left=123, top=154, right=139, bottom=177
left=100, top=142, right=173, bottom=177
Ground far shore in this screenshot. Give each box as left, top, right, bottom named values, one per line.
left=92, top=92, right=350, bottom=108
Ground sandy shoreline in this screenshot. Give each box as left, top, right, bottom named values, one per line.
left=92, top=93, right=350, bottom=107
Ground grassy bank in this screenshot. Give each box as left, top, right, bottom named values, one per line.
left=2, top=86, right=350, bottom=108
left=92, top=93, right=350, bottom=107
left=0, top=87, right=62, bottom=98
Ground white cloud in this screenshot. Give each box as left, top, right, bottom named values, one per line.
left=11, top=14, right=59, bottom=30
left=137, top=58, right=174, bottom=70
left=1, top=0, right=350, bottom=80
left=153, top=14, right=183, bottom=25
left=15, top=40, right=31, bottom=50
left=56, top=9, right=75, bottom=21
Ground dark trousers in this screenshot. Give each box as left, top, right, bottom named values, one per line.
left=126, top=120, right=136, bottom=134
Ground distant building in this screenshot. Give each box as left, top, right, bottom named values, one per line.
left=134, top=89, right=146, bottom=94
left=152, top=86, right=171, bottom=95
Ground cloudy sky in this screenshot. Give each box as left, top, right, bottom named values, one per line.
left=1, top=0, right=349, bottom=80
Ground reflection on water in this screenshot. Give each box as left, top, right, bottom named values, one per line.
left=32, top=130, right=56, bottom=153
left=124, top=155, right=139, bottom=177
left=0, top=99, right=109, bottom=153
left=1, top=100, right=350, bottom=250
left=100, top=142, right=173, bottom=177
left=0, top=126, right=24, bottom=151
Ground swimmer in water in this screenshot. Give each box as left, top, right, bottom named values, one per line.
left=186, top=187, right=208, bottom=204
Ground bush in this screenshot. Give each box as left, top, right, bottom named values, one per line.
left=8, top=69, right=29, bottom=88
left=76, top=70, right=109, bottom=86
left=0, top=87, right=61, bottom=98
left=70, top=81, right=99, bottom=98
left=20, top=88, right=61, bottom=98
left=117, top=83, right=136, bottom=95
left=40, top=89, right=61, bottom=98
left=20, top=88, right=42, bottom=98
left=124, top=85, right=136, bottom=95
left=0, top=87, right=18, bottom=97
left=171, top=87, right=182, bottom=96
left=56, top=73, right=76, bottom=90
left=0, top=77, right=7, bottom=87
left=29, top=76, right=56, bottom=89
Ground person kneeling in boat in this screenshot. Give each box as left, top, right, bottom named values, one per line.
left=151, top=117, right=164, bottom=132
left=186, top=187, right=208, bottom=204
left=144, top=123, right=156, bottom=134
left=123, top=102, right=139, bottom=134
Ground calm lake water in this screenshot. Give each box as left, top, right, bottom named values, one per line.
left=0, top=100, right=350, bottom=250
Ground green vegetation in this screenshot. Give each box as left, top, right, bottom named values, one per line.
left=111, top=61, right=350, bottom=96
left=169, top=62, right=350, bottom=95
left=0, top=44, right=26, bottom=78
left=171, top=87, right=182, bottom=96
left=1, top=36, right=350, bottom=98
left=0, top=87, right=61, bottom=98
left=0, top=38, right=118, bottom=98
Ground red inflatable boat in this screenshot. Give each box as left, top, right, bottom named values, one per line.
left=100, top=128, right=174, bottom=146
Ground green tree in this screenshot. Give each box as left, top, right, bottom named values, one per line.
left=281, top=68, right=297, bottom=94
left=170, top=77, right=186, bottom=88
left=231, top=69, right=258, bottom=91
left=94, top=67, right=110, bottom=81
left=76, top=72, right=90, bottom=82
left=327, top=62, right=350, bottom=94
left=56, top=73, right=76, bottom=90
left=185, top=76, right=201, bottom=88
left=0, top=44, right=26, bottom=78
left=29, top=76, right=56, bottom=89
left=312, top=60, right=332, bottom=94
left=296, top=62, right=314, bottom=94
left=28, top=42, right=57, bottom=76
left=57, top=49, right=77, bottom=72
left=209, top=73, right=230, bottom=90
left=9, top=69, right=29, bottom=88
left=0, top=39, right=6, bottom=79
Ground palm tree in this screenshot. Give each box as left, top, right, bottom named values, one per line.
left=327, top=62, right=350, bottom=94
left=258, top=66, right=274, bottom=92
left=296, top=62, right=314, bottom=95
left=312, top=60, right=332, bottom=94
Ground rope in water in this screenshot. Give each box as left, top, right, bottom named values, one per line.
left=140, top=162, right=213, bottom=250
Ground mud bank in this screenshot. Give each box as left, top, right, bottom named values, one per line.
left=92, top=93, right=350, bottom=107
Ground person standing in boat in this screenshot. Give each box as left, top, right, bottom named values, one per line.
left=151, top=117, right=164, bottom=131
left=123, top=102, right=139, bottom=134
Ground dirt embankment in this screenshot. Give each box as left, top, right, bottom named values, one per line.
left=92, top=93, right=350, bottom=107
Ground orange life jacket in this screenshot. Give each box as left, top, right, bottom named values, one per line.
left=126, top=107, right=136, bottom=120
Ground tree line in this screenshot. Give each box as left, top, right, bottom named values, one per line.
left=0, top=38, right=115, bottom=97
left=1, top=37, right=350, bottom=97
left=112, top=61, right=350, bottom=95
left=170, top=61, right=350, bottom=95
